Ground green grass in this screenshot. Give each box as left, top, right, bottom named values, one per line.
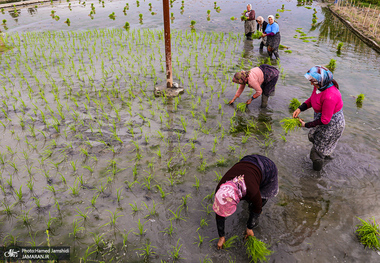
left=355, top=217, right=380, bottom=250
left=245, top=236, right=273, bottom=263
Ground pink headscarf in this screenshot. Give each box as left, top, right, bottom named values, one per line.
left=213, top=175, right=247, bottom=217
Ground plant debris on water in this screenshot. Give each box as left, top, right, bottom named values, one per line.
left=356, top=93, right=365, bottom=106
left=245, top=236, right=273, bottom=263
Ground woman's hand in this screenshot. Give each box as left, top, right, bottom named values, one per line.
left=261, top=33, right=267, bottom=38
left=245, top=228, right=254, bottom=239
left=217, top=236, right=225, bottom=249
left=246, top=98, right=253, bottom=105
left=229, top=98, right=236, bottom=104
left=292, top=108, right=301, bottom=118
left=299, top=118, right=305, bottom=127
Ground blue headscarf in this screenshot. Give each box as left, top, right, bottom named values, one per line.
left=304, top=66, right=334, bottom=91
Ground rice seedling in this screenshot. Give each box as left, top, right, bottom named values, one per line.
left=155, top=184, right=168, bottom=199
left=202, top=203, right=214, bottom=215
left=18, top=207, right=33, bottom=226
left=223, top=235, right=239, bottom=249
left=89, top=193, right=99, bottom=207
left=75, top=206, right=89, bottom=221
left=200, top=218, right=209, bottom=228
left=194, top=230, right=208, bottom=247
left=134, top=218, right=147, bottom=236
left=181, top=193, right=192, bottom=209
left=161, top=220, right=176, bottom=236
left=136, top=240, right=157, bottom=260
left=326, top=59, right=336, bottom=72
left=169, top=239, right=184, bottom=260
left=245, top=236, right=273, bottom=263
left=289, top=98, right=301, bottom=110
left=168, top=205, right=187, bottom=221
left=14, top=185, right=24, bottom=203
left=355, top=217, right=380, bottom=250
left=193, top=175, right=200, bottom=190
left=280, top=117, right=302, bottom=134
left=70, top=219, right=85, bottom=239
left=102, top=210, right=124, bottom=228
left=143, top=200, right=158, bottom=218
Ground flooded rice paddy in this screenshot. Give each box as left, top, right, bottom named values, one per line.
left=0, top=0, right=380, bottom=262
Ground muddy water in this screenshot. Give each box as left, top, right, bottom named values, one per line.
left=0, top=0, right=380, bottom=262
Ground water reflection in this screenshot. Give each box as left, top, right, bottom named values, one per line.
left=318, top=7, right=368, bottom=51
left=27, top=8, right=37, bottom=16
left=278, top=176, right=329, bottom=247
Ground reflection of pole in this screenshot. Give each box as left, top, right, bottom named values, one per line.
left=163, top=0, right=173, bottom=89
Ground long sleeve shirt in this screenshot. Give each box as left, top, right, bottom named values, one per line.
left=234, top=68, right=264, bottom=99
left=215, top=161, right=263, bottom=237
left=264, top=22, right=279, bottom=36
left=300, top=85, right=343, bottom=128
left=245, top=10, right=255, bottom=21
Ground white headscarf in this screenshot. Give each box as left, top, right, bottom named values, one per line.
left=247, top=4, right=252, bottom=9
left=257, top=16, right=264, bottom=23
left=268, top=15, right=274, bottom=20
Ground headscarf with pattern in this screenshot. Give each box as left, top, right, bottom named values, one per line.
left=213, top=175, right=247, bottom=217
left=232, top=71, right=249, bottom=85
left=304, top=66, right=334, bottom=91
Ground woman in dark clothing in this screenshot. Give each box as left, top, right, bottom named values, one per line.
left=256, top=16, right=268, bottom=50
left=213, top=155, right=278, bottom=249
left=242, top=4, right=256, bottom=40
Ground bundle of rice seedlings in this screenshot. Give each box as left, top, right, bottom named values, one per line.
left=245, top=236, right=273, bottom=263
left=280, top=117, right=301, bottom=134
left=252, top=31, right=263, bottom=38
left=355, top=217, right=380, bottom=250
left=288, top=98, right=301, bottom=110
left=326, top=59, right=336, bottom=71
left=356, top=94, right=365, bottom=106
left=337, top=42, right=343, bottom=52
left=223, top=235, right=239, bottom=249
left=237, top=102, right=247, bottom=112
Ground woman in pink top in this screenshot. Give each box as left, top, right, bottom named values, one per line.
left=229, top=64, right=279, bottom=108
left=293, top=66, right=345, bottom=171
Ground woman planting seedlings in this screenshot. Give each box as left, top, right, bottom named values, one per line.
left=229, top=64, right=279, bottom=108
left=213, top=154, right=278, bottom=249
left=293, top=66, right=345, bottom=171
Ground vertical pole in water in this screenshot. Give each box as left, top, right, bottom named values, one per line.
left=162, top=0, right=173, bottom=89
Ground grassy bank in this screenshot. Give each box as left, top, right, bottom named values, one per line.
left=331, top=2, right=380, bottom=44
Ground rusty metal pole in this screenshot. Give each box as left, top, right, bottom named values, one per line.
left=162, top=0, right=173, bottom=89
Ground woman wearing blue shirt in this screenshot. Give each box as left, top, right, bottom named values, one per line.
left=261, top=15, right=281, bottom=60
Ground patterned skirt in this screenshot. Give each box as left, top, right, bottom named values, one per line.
left=259, top=64, right=279, bottom=96
left=240, top=155, right=279, bottom=199
left=266, top=32, right=281, bottom=52
left=308, top=109, right=345, bottom=156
